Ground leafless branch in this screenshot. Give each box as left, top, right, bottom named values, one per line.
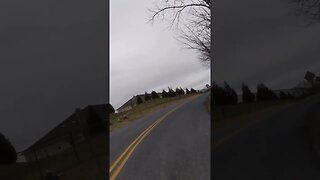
left=148, top=0, right=212, bottom=65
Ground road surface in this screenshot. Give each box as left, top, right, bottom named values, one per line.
left=213, top=94, right=320, bottom=180
left=110, top=93, right=211, bottom=180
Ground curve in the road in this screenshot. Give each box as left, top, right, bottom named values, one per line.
left=109, top=95, right=200, bottom=180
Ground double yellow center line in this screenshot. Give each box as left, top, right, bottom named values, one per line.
left=109, top=95, right=199, bottom=180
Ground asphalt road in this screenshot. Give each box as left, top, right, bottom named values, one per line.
left=110, top=93, right=211, bottom=180
left=213, top=94, right=320, bottom=180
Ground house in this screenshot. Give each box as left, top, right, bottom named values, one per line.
left=117, top=94, right=145, bottom=113
left=22, top=104, right=109, bottom=162
left=199, top=85, right=211, bottom=93
left=117, top=92, right=163, bottom=113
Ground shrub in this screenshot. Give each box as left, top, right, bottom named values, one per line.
left=175, top=88, right=181, bottom=95
left=107, top=103, right=115, bottom=114
left=190, top=88, right=197, bottom=94
left=168, top=88, right=176, bottom=97
left=186, top=88, right=190, bottom=94
left=223, top=82, right=238, bottom=104
left=180, top=88, right=185, bottom=95
left=242, top=83, right=255, bottom=103
left=162, top=89, right=168, bottom=98
left=151, top=91, right=159, bottom=99
left=0, top=133, right=17, bottom=164
left=137, top=96, right=143, bottom=104
left=175, top=87, right=185, bottom=95
left=211, top=82, right=238, bottom=105
left=211, top=83, right=226, bottom=105
left=144, top=92, right=151, bottom=101
left=256, top=83, right=278, bottom=101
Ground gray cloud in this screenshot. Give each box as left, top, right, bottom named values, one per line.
left=214, top=0, right=320, bottom=91
left=0, top=0, right=107, bottom=151
left=111, top=0, right=210, bottom=109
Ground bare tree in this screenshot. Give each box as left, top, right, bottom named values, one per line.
left=148, top=0, right=211, bottom=65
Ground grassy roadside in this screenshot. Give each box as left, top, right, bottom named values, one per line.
left=314, top=113, right=320, bottom=160
left=305, top=105, right=320, bottom=160
left=212, top=99, right=298, bottom=129
left=110, top=94, right=197, bottom=131
left=0, top=132, right=108, bottom=180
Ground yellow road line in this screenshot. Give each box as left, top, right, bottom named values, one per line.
left=110, top=106, right=178, bottom=179
left=110, top=119, right=162, bottom=180
left=109, top=95, right=199, bottom=179
left=109, top=118, right=160, bottom=173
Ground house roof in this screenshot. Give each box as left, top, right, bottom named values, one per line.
left=117, top=92, right=163, bottom=111
left=23, top=104, right=108, bottom=153
left=117, top=96, right=136, bottom=110
left=117, top=94, right=146, bottom=110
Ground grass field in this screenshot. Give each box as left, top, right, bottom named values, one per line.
left=305, top=105, right=320, bottom=160
left=109, top=94, right=197, bottom=131
left=1, top=95, right=198, bottom=179
left=212, top=99, right=298, bottom=122
left=0, top=132, right=108, bottom=180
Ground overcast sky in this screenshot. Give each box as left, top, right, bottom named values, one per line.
left=0, top=0, right=107, bottom=151
left=110, top=0, right=210, bottom=109
left=2, top=0, right=320, bottom=152
left=214, top=0, right=320, bottom=92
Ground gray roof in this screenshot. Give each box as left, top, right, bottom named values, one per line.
left=23, top=104, right=108, bottom=153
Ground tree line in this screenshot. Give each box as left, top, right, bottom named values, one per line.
left=212, top=82, right=297, bottom=106
left=137, top=87, right=199, bottom=105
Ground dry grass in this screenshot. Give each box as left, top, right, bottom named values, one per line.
left=0, top=163, right=39, bottom=180
left=306, top=107, right=320, bottom=159
left=0, top=132, right=108, bottom=180
left=109, top=94, right=197, bottom=131
left=213, top=100, right=296, bottom=121
left=314, top=120, right=320, bottom=158
left=212, top=99, right=298, bottom=130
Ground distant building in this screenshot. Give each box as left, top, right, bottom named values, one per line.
left=117, top=93, right=163, bottom=113
left=22, top=104, right=109, bottom=162
left=117, top=95, right=143, bottom=113
left=199, top=85, right=211, bottom=93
